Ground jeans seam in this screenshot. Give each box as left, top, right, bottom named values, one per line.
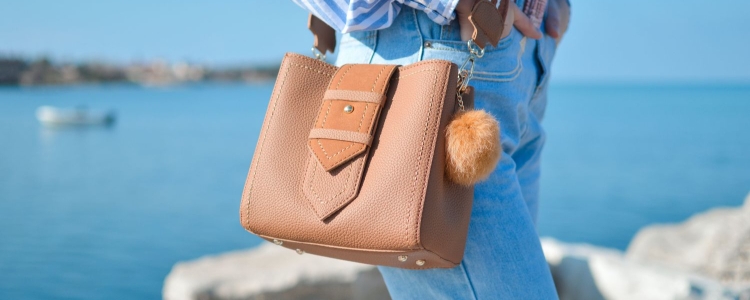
left=459, top=261, right=479, bottom=300
left=427, top=46, right=466, bottom=53
left=531, top=36, right=554, bottom=101
left=368, top=31, right=377, bottom=63
left=412, top=9, right=425, bottom=61
left=472, top=37, right=527, bottom=82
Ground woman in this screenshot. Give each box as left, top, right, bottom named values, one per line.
left=293, top=0, right=570, bottom=298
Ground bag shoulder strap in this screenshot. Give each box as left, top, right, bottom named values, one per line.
left=308, top=14, right=336, bottom=55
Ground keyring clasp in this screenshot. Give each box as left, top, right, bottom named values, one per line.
left=311, top=47, right=326, bottom=61
left=456, top=40, right=485, bottom=111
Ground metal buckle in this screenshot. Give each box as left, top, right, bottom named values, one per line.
left=311, top=47, right=326, bottom=61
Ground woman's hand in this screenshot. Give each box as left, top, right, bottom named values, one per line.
left=545, top=0, right=571, bottom=45
left=456, top=0, right=542, bottom=42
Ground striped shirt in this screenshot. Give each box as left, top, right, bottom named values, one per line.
left=291, top=0, right=460, bottom=33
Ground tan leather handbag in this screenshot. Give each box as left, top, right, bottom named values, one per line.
left=240, top=0, right=512, bottom=269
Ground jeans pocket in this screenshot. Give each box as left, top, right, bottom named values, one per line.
left=422, top=28, right=525, bottom=82
left=336, top=31, right=377, bottom=65
left=534, top=34, right=557, bottom=89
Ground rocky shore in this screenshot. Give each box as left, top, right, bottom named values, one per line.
left=164, top=194, right=750, bottom=300
left=0, top=57, right=278, bottom=86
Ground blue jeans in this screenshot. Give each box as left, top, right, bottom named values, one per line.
left=335, top=6, right=559, bottom=300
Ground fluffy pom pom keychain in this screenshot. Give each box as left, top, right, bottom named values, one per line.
left=445, top=87, right=502, bottom=186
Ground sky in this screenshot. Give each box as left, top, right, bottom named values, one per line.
left=1, top=0, right=749, bottom=83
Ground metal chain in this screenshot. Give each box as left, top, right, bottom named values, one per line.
left=456, top=40, right=485, bottom=112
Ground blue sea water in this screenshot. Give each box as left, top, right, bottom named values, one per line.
left=0, top=83, right=748, bottom=299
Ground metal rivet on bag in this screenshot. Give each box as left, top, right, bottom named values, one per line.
left=398, top=255, right=408, bottom=262
left=296, top=249, right=305, bottom=255
left=343, top=105, right=354, bottom=113
left=273, top=239, right=283, bottom=246
left=416, top=259, right=425, bottom=266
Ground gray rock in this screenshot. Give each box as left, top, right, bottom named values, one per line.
left=627, top=193, right=750, bottom=291
left=543, top=238, right=742, bottom=300
left=162, top=242, right=389, bottom=300
left=164, top=193, right=750, bottom=300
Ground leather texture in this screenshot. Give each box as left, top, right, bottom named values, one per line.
left=240, top=53, right=473, bottom=269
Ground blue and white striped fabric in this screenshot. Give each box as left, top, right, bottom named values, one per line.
left=292, top=0, right=460, bottom=33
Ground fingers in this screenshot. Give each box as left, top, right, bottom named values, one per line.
left=545, top=0, right=570, bottom=45
left=456, top=0, right=477, bottom=41
left=512, top=2, right=542, bottom=39
left=545, top=0, right=561, bottom=39
left=557, top=0, right=571, bottom=37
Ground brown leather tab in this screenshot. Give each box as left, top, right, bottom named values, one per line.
left=460, top=86, right=475, bottom=111
left=309, top=64, right=398, bottom=171
left=308, top=14, right=336, bottom=54
left=468, top=0, right=514, bottom=49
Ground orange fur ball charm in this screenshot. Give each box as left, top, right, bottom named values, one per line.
left=445, top=109, right=501, bottom=186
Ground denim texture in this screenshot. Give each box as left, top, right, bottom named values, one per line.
left=335, top=6, right=559, bottom=300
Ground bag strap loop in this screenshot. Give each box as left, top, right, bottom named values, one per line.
left=323, top=90, right=386, bottom=104
left=309, top=128, right=373, bottom=145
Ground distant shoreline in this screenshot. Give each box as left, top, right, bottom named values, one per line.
left=0, top=57, right=279, bottom=87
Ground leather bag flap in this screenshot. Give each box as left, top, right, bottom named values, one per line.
left=308, top=64, right=397, bottom=171
left=304, top=64, right=397, bottom=220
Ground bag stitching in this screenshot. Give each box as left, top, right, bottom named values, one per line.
left=398, top=68, right=440, bottom=79
left=397, top=67, right=440, bottom=246
left=314, top=100, right=369, bottom=162
left=371, top=66, right=387, bottom=92
left=391, top=62, right=453, bottom=247
left=313, top=66, right=391, bottom=213
left=245, top=60, right=308, bottom=222
left=320, top=100, right=333, bottom=127
left=246, top=61, right=333, bottom=221
left=321, top=64, right=351, bottom=128
left=414, top=63, right=451, bottom=248
left=357, top=103, right=369, bottom=131
left=308, top=65, right=382, bottom=218
left=322, top=66, right=388, bottom=214
left=316, top=65, right=368, bottom=164
left=316, top=66, right=385, bottom=164
left=304, top=155, right=324, bottom=216
left=308, top=66, right=394, bottom=219
left=307, top=149, right=358, bottom=218
left=413, top=72, right=438, bottom=246
left=335, top=64, right=352, bottom=89
left=289, top=62, right=334, bottom=76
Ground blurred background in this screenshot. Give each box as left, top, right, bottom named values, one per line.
left=1, top=0, right=749, bottom=299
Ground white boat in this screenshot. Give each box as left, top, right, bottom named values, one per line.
left=36, top=106, right=116, bottom=126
